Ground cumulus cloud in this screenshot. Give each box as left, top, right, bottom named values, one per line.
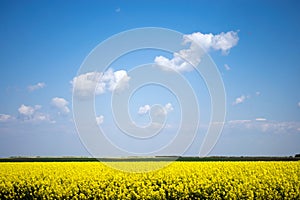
left=155, top=103, right=174, bottom=116
left=51, top=97, right=70, bottom=115
left=184, top=31, right=239, bottom=53
left=154, top=55, right=195, bottom=72
left=155, top=31, right=239, bottom=72
left=71, top=72, right=105, bottom=97
left=18, top=104, right=41, bottom=116
left=138, top=105, right=151, bottom=115
left=164, top=103, right=174, bottom=113
left=96, top=115, right=104, bottom=125
left=18, top=104, right=53, bottom=123
left=233, top=95, right=248, bottom=105
left=105, top=69, right=131, bottom=91
left=0, top=114, right=14, bottom=122
left=138, top=103, right=174, bottom=116
left=71, top=69, right=130, bottom=99
left=27, top=82, right=46, bottom=91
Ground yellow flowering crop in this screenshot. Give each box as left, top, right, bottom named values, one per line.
left=0, top=161, right=299, bottom=199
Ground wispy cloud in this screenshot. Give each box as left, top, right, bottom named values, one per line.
left=27, top=82, right=46, bottom=92
left=0, top=114, right=14, bottom=122
left=255, top=118, right=267, bottom=121
left=225, top=119, right=300, bottom=134
left=224, top=64, right=231, bottom=71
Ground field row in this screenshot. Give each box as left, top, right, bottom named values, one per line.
left=0, top=161, right=299, bottom=199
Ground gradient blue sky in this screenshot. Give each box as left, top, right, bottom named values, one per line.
left=0, top=0, right=300, bottom=157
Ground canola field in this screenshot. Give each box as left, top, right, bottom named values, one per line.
left=0, top=161, right=299, bottom=199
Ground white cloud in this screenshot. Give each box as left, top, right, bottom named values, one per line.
left=96, top=115, right=104, bottom=125
left=71, top=72, right=105, bottom=98
left=32, top=112, right=53, bottom=123
left=18, top=104, right=53, bottom=123
left=71, top=69, right=130, bottom=99
left=255, top=118, right=267, bottom=121
left=298, top=102, right=300, bottom=107
left=51, top=97, right=70, bottom=114
left=18, top=104, right=41, bottom=116
left=1, top=107, right=52, bottom=123
left=138, top=103, right=174, bottom=116
left=106, top=69, right=131, bottom=91
left=138, top=105, right=151, bottom=115
left=226, top=119, right=300, bottom=134
left=0, top=114, right=14, bottom=122
left=224, top=64, right=231, bottom=71
left=154, top=55, right=194, bottom=72
left=27, top=82, right=46, bottom=91
left=155, top=31, right=239, bottom=72
left=232, top=92, right=261, bottom=105
left=184, top=31, right=239, bottom=53
left=233, top=95, right=247, bottom=105
left=227, top=119, right=251, bottom=124
left=164, top=103, right=174, bottom=114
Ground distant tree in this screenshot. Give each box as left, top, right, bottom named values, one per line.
left=295, top=154, right=300, bottom=157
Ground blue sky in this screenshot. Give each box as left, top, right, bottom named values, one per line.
left=0, top=0, right=300, bottom=157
